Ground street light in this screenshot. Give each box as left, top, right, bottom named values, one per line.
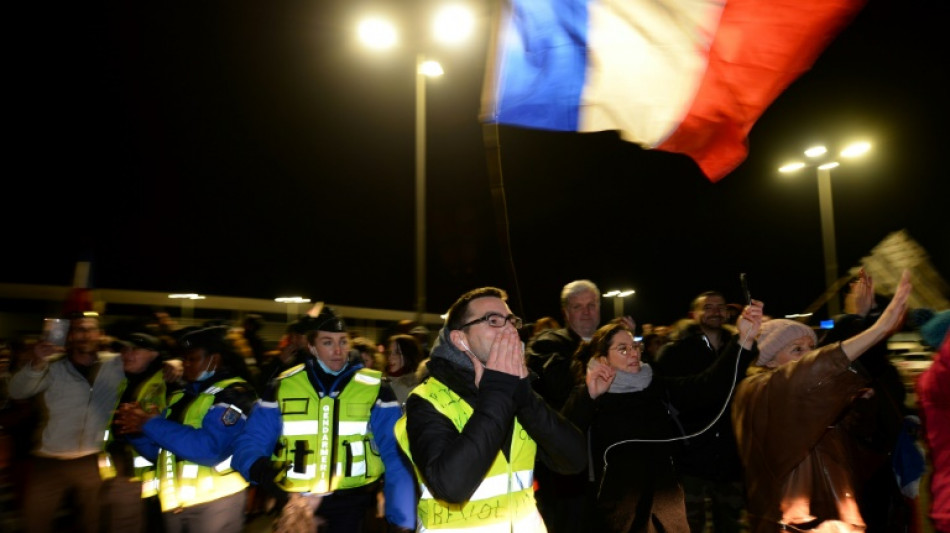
left=603, top=289, right=635, bottom=319
left=358, top=5, right=475, bottom=322
left=778, top=140, right=871, bottom=317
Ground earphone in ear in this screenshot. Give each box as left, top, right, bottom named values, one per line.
left=460, top=341, right=470, bottom=352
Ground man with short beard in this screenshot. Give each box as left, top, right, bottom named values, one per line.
left=653, top=291, right=748, bottom=533
left=9, top=312, right=125, bottom=533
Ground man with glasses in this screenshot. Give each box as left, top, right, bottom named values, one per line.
left=394, top=287, right=586, bottom=532
left=653, top=291, right=749, bottom=533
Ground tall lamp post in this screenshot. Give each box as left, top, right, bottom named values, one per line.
left=603, top=289, right=635, bottom=319
left=359, top=6, right=475, bottom=322
left=779, top=141, right=871, bottom=318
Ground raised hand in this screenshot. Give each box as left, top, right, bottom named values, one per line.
left=872, top=269, right=911, bottom=336
left=842, top=269, right=912, bottom=361
left=844, top=268, right=876, bottom=317
left=29, top=341, right=60, bottom=371
left=586, top=358, right=616, bottom=399
left=737, top=300, right=765, bottom=349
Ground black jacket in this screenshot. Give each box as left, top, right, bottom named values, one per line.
left=562, top=341, right=756, bottom=532
left=652, top=325, right=747, bottom=482
left=404, top=355, right=587, bottom=504
left=526, top=327, right=585, bottom=410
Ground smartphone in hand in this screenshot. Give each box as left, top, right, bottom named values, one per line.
left=42, top=318, right=69, bottom=347
left=740, top=273, right=752, bottom=305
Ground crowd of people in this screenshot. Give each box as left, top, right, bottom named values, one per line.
left=0, top=272, right=947, bottom=533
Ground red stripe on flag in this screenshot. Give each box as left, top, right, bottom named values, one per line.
left=657, top=0, right=866, bottom=182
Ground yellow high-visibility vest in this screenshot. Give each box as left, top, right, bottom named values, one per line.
left=270, top=365, right=385, bottom=493
left=157, top=378, right=249, bottom=512
left=395, top=377, right=546, bottom=532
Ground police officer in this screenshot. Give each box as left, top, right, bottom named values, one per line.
left=232, top=306, right=416, bottom=533
left=101, top=332, right=170, bottom=533
left=116, top=325, right=258, bottom=533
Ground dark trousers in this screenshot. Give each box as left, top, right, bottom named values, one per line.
left=101, top=476, right=146, bottom=533
left=317, top=488, right=375, bottom=533
left=535, top=468, right=594, bottom=533
left=681, top=475, right=747, bottom=533
left=23, top=454, right=102, bottom=533
left=163, top=490, right=246, bottom=533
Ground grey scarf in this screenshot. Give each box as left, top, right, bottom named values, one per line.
left=588, top=357, right=653, bottom=393
left=429, top=325, right=475, bottom=371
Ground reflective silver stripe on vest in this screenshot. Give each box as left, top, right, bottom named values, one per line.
left=287, top=463, right=317, bottom=479
left=182, top=464, right=199, bottom=479
left=134, top=457, right=154, bottom=468
left=339, top=421, right=368, bottom=435
left=214, top=456, right=233, bottom=472
left=354, top=372, right=381, bottom=385
left=284, top=420, right=319, bottom=436
left=419, top=469, right=533, bottom=501
left=283, top=420, right=367, bottom=437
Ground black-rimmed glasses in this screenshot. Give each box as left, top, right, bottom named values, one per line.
left=460, top=313, right=523, bottom=330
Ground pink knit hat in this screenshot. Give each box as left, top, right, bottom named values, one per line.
left=755, top=319, right=817, bottom=367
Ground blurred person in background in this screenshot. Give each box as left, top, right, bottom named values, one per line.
left=916, top=309, right=950, bottom=533
left=384, top=334, right=425, bottom=407
left=258, top=316, right=319, bottom=391
left=242, top=314, right=269, bottom=369
left=732, top=271, right=911, bottom=532
left=350, top=336, right=385, bottom=371
left=0, top=337, right=40, bottom=531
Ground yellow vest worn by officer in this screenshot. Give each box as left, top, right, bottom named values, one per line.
left=158, top=377, right=249, bottom=512
left=99, top=370, right=167, bottom=497
left=394, top=377, right=544, bottom=533
left=271, top=365, right=385, bottom=494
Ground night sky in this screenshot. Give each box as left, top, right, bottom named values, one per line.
left=4, top=0, right=948, bottom=328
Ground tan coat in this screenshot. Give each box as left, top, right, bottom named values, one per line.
left=732, top=343, right=869, bottom=532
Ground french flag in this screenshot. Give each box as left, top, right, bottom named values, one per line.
left=480, top=0, right=866, bottom=182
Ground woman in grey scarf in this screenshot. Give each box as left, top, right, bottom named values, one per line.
left=561, top=302, right=762, bottom=532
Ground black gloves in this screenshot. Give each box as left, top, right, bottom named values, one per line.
left=249, top=457, right=288, bottom=511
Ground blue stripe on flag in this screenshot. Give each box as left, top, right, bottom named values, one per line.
left=492, top=0, right=590, bottom=131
